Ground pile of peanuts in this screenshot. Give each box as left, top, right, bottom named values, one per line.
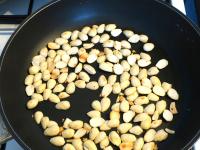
left=24, top=24, right=179, bottom=150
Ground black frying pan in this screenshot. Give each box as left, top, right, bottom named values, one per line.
left=0, top=0, right=200, bottom=149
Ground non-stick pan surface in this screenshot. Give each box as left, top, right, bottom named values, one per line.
left=0, top=0, right=200, bottom=149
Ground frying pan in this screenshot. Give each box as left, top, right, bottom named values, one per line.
left=0, top=0, right=200, bottom=149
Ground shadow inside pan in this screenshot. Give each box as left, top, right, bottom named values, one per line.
left=0, top=0, right=200, bottom=150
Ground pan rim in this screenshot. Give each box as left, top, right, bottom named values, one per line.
left=0, top=0, right=200, bottom=149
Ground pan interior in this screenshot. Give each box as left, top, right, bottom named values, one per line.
left=0, top=0, right=200, bottom=150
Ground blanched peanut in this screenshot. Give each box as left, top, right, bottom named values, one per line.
left=121, top=40, right=131, bottom=49
left=147, top=93, right=159, bottom=101
left=109, top=131, right=121, bottom=146
left=87, top=110, right=101, bottom=118
left=150, top=76, right=161, bottom=86
left=111, top=103, right=120, bottom=112
left=41, top=117, right=49, bottom=129
left=91, top=100, right=101, bottom=111
left=74, top=128, right=87, bottom=138
left=154, top=129, right=168, bottom=141
left=94, top=131, right=107, bottom=143
left=110, top=111, right=120, bottom=120
left=63, top=118, right=72, bottom=128
left=138, top=69, right=147, bottom=80
left=143, top=43, right=154, bottom=52
left=144, top=129, right=156, bottom=142
left=127, top=54, right=137, bottom=65
left=81, top=26, right=91, bottom=34
left=111, top=28, right=122, bottom=37
left=162, top=82, right=172, bottom=92
left=83, top=140, right=97, bottom=150
left=137, top=86, right=151, bottom=94
left=34, top=111, right=43, bottom=124
left=66, top=82, right=75, bottom=94
left=49, top=93, right=60, bottom=103
left=117, top=123, right=132, bottom=134
left=163, top=109, right=173, bottom=121
left=90, top=117, right=105, bottom=128
left=83, top=64, right=96, bottom=75
left=61, top=31, right=71, bottom=39
left=138, top=59, right=151, bottom=67
left=112, top=82, right=121, bottom=94
left=75, top=63, right=83, bottom=74
left=156, top=100, right=167, bottom=114
left=97, top=24, right=105, bottom=33
left=71, top=30, right=79, bottom=40
left=128, top=34, right=140, bottom=43
left=113, top=64, right=124, bottom=75
left=72, top=139, right=83, bottom=150
left=101, top=97, right=111, bottom=112
left=121, top=134, right=136, bottom=143
left=99, top=62, right=113, bottom=72
left=47, top=79, right=56, bottom=89
left=25, top=75, right=34, bottom=85
left=120, top=80, right=130, bottom=90
left=55, top=101, right=70, bottom=110
left=107, top=119, right=120, bottom=128
left=101, top=84, right=112, bottom=97
left=123, top=30, right=134, bottom=38
left=141, top=117, right=151, bottom=129
left=25, top=85, right=34, bottom=96
left=86, top=81, right=99, bottom=90
left=63, top=144, right=76, bottom=150
left=140, top=35, right=148, bottom=43
left=134, top=138, right=144, bottom=150
left=69, top=120, right=83, bottom=129
left=148, top=67, right=159, bottom=76
left=100, top=121, right=111, bottom=131
left=29, top=66, right=40, bottom=74
left=100, top=137, right=109, bottom=149
left=87, top=53, right=97, bottom=63
left=58, top=92, right=69, bottom=99
left=141, top=78, right=152, bottom=88
left=89, top=127, right=99, bottom=140
left=134, top=96, right=149, bottom=105
left=67, top=72, right=77, bottom=83
left=62, top=129, right=75, bottom=138
left=103, top=40, right=114, bottom=48
left=131, top=76, right=141, bottom=87
left=53, top=84, right=65, bottom=93
left=120, top=100, right=129, bottom=112
left=129, top=125, right=143, bottom=135
left=35, top=83, right=46, bottom=94
left=108, top=75, right=117, bottom=85
left=144, top=103, right=155, bottom=115
left=153, top=85, right=166, bottom=96
left=105, top=24, right=116, bottom=31
left=170, top=102, right=178, bottom=114
left=50, top=136, right=65, bottom=146
left=123, top=111, right=135, bottom=123
left=142, top=142, right=155, bottom=150
left=27, top=99, right=38, bottom=109
left=156, top=59, right=168, bottom=69
left=131, top=105, right=144, bottom=113
left=151, top=120, right=162, bottom=128
left=134, top=113, right=148, bottom=122
left=167, top=88, right=179, bottom=100
left=165, top=128, right=175, bottom=134
left=79, top=71, right=90, bottom=82
left=130, top=64, right=139, bottom=76
left=44, top=125, right=59, bottom=136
